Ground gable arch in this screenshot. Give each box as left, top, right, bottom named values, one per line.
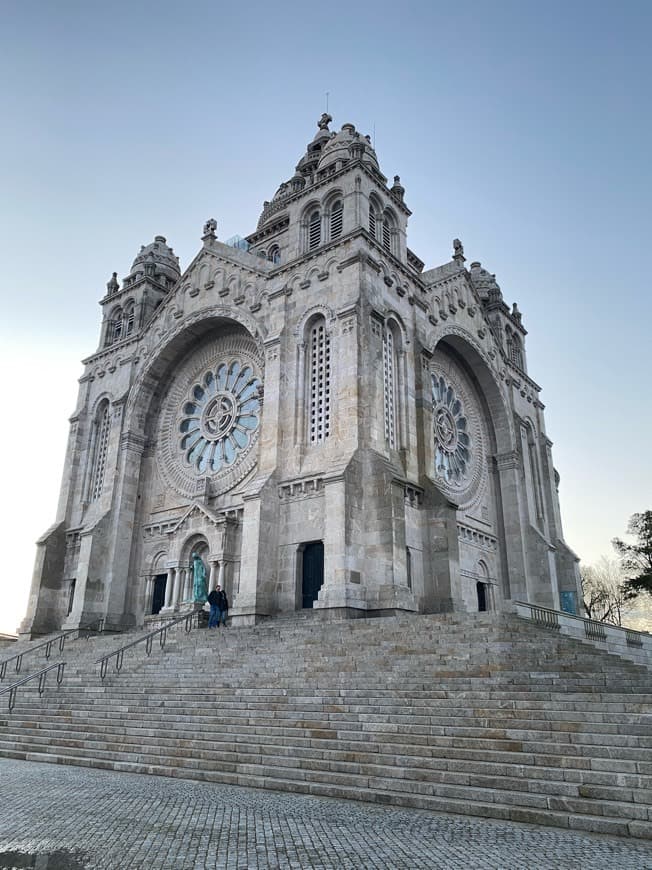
left=124, top=307, right=266, bottom=440
left=294, top=303, right=337, bottom=340
left=432, top=326, right=514, bottom=457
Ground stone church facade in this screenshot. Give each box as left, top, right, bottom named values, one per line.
left=21, top=115, right=581, bottom=635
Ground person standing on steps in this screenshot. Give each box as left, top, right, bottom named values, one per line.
left=215, top=585, right=229, bottom=628
left=207, top=586, right=220, bottom=629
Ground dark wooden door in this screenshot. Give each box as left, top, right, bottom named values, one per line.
left=302, top=542, right=324, bottom=608
left=152, top=574, right=167, bottom=614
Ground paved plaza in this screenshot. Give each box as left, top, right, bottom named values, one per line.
left=0, top=760, right=651, bottom=869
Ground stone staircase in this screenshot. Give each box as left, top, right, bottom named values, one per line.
left=1, top=612, right=651, bottom=839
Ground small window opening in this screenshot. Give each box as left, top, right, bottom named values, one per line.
left=330, top=201, right=343, bottom=240
left=308, top=211, right=321, bottom=251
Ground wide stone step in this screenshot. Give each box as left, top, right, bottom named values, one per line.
left=1, top=745, right=649, bottom=839
left=4, top=727, right=651, bottom=791
left=10, top=693, right=650, bottom=732
left=5, top=701, right=650, bottom=744
left=2, top=735, right=650, bottom=821
left=4, top=611, right=650, bottom=841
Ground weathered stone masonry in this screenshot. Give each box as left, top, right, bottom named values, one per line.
left=21, top=115, right=581, bottom=635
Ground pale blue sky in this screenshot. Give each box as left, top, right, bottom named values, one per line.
left=0, top=1, right=650, bottom=632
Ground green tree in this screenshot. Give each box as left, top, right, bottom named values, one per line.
left=581, top=556, right=628, bottom=625
left=612, top=511, right=652, bottom=598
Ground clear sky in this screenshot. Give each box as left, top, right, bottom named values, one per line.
left=0, top=1, right=650, bottom=634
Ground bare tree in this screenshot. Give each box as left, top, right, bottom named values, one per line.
left=581, top=556, right=628, bottom=626
left=613, top=510, right=652, bottom=598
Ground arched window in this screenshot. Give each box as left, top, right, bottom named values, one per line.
left=308, top=210, right=321, bottom=251
left=382, top=211, right=396, bottom=254
left=268, top=245, right=281, bottom=265
left=506, top=327, right=523, bottom=369
left=124, top=302, right=135, bottom=336
left=510, top=335, right=523, bottom=369
left=329, top=200, right=343, bottom=241
left=523, top=422, right=545, bottom=524
left=308, top=318, right=331, bottom=443
left=383, top=324, right=398, bottom=449
left=89, top=401, right=111, bottom=502
left=369, top=203, right=377, bottom=239
left=108, top=308, right=123, bottom=344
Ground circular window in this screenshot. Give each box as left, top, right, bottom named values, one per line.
left=429, top=364, right=485, bottom=507
left=179, top=361, right=261, bottom=475
left=157, top=335, right=264, bottom=498
left=432, top=374, right=472, bottom=486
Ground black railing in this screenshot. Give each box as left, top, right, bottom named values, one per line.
left=0, top=618, right=105, bottom=681
left=97, top=610, right=199, bottom=680
left=0, top=662, right=66, bottom=712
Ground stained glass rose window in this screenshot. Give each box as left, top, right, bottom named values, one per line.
left=179, top=360, right=261, bottom=474
left=432, top=374, right=472, bottom=486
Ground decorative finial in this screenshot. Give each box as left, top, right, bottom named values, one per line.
left=512, top=302, right=522, bottom=323
left=317, top=112, right=332, bottom=131
left=453, top=239, right=465, bottom=263
left=391, top=175, right=405, bottom=202
left=106, top=272, right=120, bottom=294
left=202, top=218, right=217, bottom=241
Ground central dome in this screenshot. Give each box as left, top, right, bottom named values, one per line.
left=256, top=116, right=383, bottom=229
left=316, top=122, right=379, bottom=172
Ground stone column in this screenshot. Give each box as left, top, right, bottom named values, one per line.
left=295, top=341, right=306, bottom=447
left=172, top=568, right=181, bottom=609
left=495, top=451, right=529, bottom=603
left=217, top=561, right=226, bottom=588
left=144, top=576, right=153, bottom=614
left=104, top=431, right=146, bottom=630
left=164, top=567, right=175, bottom=609
left=208, top=560, right=217, bottom=590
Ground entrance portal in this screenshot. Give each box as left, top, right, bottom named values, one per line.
left=301, top=541, right=324, bottom=609
left=477, top=581, right=488, bottom=612
left=152, top=574, right=167, bottom=614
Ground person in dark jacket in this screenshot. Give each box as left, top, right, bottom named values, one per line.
left=207, top=587, right=220, bottom=629
left=215, top=585, right=229, bottom=627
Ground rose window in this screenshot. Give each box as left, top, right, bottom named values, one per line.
left=432, top=374, right=472, bottom=486
left=179, top=361, right=261, bottom=474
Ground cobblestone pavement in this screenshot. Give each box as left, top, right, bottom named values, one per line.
left=1, top=760, right=651, bottom=869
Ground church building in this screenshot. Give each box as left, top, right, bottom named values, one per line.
left=21, top=115, right=581, bottom=635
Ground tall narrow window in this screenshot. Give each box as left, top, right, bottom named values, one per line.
left=308, top=210, right=321, bottom=251
left=369, top=204, right=377, bottom=238
left=382, top=221, right=392, bottom=252
left=330, top=200, right=343, bottom=240
left=67, top=579, right=76, bottom=615
left=89, top=402, right=111, bottom=501
left=268, top=245, right=281, bottom=264
left=111, top=309, right=123, bottom=344
left=383, top=325, right=397, bottom=448
left=125, top=304, right=135, bottom=336
left=510, top=336, right=523, bottom=369
left=309, top=321, right=330, bottom=443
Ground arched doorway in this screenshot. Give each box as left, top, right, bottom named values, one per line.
left=301, top=541, right=324, bottom=609
left=151, top=575, right=167, bottom=614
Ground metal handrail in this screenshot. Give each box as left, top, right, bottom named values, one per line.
left=0, top=618, right=105, bottom=681
left=0, top=662, right=66, bottom=713
left=96, top=610, right=199, bottom=680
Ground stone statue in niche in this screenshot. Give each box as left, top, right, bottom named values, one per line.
left=191, top=552, right=208, bottom=603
